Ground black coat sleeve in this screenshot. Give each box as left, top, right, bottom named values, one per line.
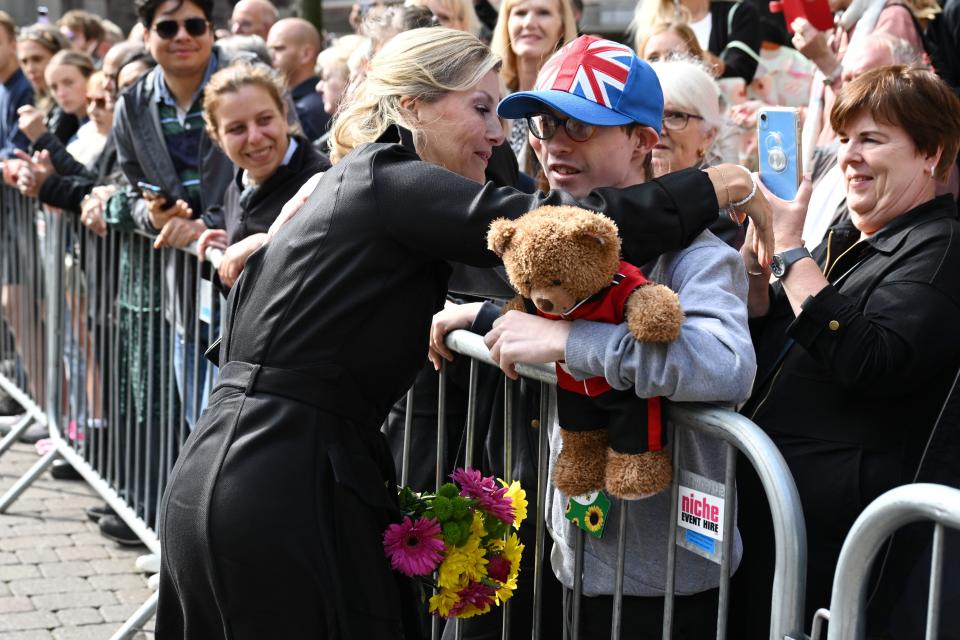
left=373, top=144, right=718, bottom=268
left=37, top=173, right=95, bottom=212
left=711, top=0, right=762, bottom=84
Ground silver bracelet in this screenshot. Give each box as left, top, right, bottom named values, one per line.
left=729, top=165, right=756, bottom=208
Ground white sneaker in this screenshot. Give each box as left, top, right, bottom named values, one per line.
left=135, top=553, right=161, bottom=574
left=148, top=572, right=160, bottom=591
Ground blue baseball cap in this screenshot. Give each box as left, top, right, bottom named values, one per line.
left=497, top=35, right=664, bottom=134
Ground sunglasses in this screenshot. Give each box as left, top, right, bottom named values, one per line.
left=153, top=17, right=209, bottom=40
left=526, top=112, right=597, bottom=143
left=87, top=96, right=109, bottom=109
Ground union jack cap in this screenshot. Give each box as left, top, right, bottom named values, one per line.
left=498, top=35, right=664, bottom=133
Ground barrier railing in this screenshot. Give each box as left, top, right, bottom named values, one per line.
left=0, top=184, right=223, bottom=639
left=0, top=186, right=48, bottom=451
left=810, top=483, right=960, bottom=640
left=406, top=329, right=809, bottom=640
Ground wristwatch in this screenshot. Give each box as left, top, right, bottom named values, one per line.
left=771, top=247, right=813, bottom=279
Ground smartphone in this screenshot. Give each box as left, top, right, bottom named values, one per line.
left=769, top=0, right=834, bottom=32
left=137, top=181, right=174, bottom=209
left=758, top=107, right=803, bottom=201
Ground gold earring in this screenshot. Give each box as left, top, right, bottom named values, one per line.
left=697, top=148, right=705, bottom=160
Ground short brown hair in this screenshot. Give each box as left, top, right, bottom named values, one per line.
left=0, top=11, right=15, bottom=40
left=830, top=65, right=960, bottom=181
left=17, top=23, right=71, bottom=55
left=57, top=10, right=104, bottom=44
left=203, top=61, right=289, bottom=142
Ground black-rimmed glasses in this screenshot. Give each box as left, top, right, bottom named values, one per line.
left=526, top=113, right=597, bottom=142
left=662, top=110, right=704, bottom=131
left=153, top=17, right=209, bottom=40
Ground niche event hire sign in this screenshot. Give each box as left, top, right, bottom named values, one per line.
left=675, top=469, right=726, bottom=564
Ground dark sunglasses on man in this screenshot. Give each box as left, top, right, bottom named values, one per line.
left=152, top=17, right=209, bottom=40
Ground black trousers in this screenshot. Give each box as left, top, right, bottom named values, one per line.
left=562, top=586, right=721, bottom=639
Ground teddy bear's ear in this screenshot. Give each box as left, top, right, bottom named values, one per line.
left=487, top=218, right=517, bottom=256
left=575, top=213, right=619, bottom=246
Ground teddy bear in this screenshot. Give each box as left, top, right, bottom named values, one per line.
left=487, top=205, right=684, bottom=500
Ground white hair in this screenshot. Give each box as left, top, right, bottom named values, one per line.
left=649, top=57, right=723, bottom=133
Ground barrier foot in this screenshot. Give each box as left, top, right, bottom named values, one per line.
left=0, top=415, right=35, bottom=456
left=109, top=590, right=158, bottom=640
left=0, top=448, right=61, bottom=513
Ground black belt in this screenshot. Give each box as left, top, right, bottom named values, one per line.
left=215, top=360, right=381, bottom=430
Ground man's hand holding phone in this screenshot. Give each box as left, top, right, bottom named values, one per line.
left=139, top=181, right=192, bottom=230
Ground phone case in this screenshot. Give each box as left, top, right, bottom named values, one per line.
left=758, top=107, right=803, bottom=201
left=771, top=0, right=834, bottom=33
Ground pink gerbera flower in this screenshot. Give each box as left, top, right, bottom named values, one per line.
left=449, top=581, right=496, bottom=617
left=383, top=516, right=445, bottom=577
left=451, top=468, right=515, bottom=525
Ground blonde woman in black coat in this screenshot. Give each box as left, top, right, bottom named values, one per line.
left=157, top=27, right=773, bottom=639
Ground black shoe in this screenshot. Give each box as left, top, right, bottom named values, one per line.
left=0, top=391, right=23, bottom=416
left=85, top=503, right=114, bottom=523
left=98, top=515, right=144, bottom=547
left=50, top=459, right=82, bottom=480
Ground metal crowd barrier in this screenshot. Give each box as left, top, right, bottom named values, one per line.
left=404, top=329, right=809, bottom=640
left=810, top=483, right=960, bottom=640
left=0, top=185, right=224, bottom=639
left=0, top=185, right=49, bottom=451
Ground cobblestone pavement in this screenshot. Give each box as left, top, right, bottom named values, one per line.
left=0, top=442, right=155, bottom=639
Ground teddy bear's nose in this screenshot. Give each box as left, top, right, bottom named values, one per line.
left=535, top=298, right=554, bottom=313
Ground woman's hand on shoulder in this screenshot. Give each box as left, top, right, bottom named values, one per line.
left=428, top=301, right=483, bottom=371
left=267, top=171, right=325, bottom=239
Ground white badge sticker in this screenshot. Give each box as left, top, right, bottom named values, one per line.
left=675, top=470, right=726, bottom=564
left=199, top=278, right=213, bottom=325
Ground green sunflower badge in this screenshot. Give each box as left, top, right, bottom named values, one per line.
left=564, top=491, right=611, bottom=539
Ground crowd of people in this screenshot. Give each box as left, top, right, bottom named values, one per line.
left=0, top=0, right=959, bottom=638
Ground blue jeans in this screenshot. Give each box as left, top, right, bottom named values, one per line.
left=172, top=331, right=213, bottom=431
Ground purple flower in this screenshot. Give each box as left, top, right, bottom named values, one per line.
left=451, top=468, right=515, bottom=525
left=487, top=554, right=511, bottom=583
left=383, top=516, right=445, bottom=577
left=449, top=581, right=496, bottom=617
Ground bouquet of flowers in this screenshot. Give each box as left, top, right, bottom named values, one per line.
left=383, top=467, right=528, bottom=619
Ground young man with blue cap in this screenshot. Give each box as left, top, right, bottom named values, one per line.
left=489, top=35, right=757, bottom=637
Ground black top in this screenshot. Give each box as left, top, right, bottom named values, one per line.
left=747, top=195, right=960, bottom=462
left=217, top=135, right=332, bottom=246
left=219, top=125, right=720, bottom=422
left=708, top=0, right=762, bottom=84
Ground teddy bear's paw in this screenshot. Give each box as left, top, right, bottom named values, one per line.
left=625, top=285, right=685, bottom=343
left=604, top=448, right=673, bottom=500
left=552, top=429, right=608, bottom=497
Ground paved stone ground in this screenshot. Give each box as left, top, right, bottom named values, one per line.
left=0, top=442, right=155, bottom=639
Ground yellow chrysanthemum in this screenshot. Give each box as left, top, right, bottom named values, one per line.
left=437, top=533, right=487, bottom=589
left=469, top=511, right=485, bottom=537
left=456, top=600, right=492, bottom=618
left=428, top=586, right=460, bottom=617
left=495, top=573, right=519, bottom=604
left=500, top=480, right=528, bottom=528
left=503, top=532, right=524, bottom=579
